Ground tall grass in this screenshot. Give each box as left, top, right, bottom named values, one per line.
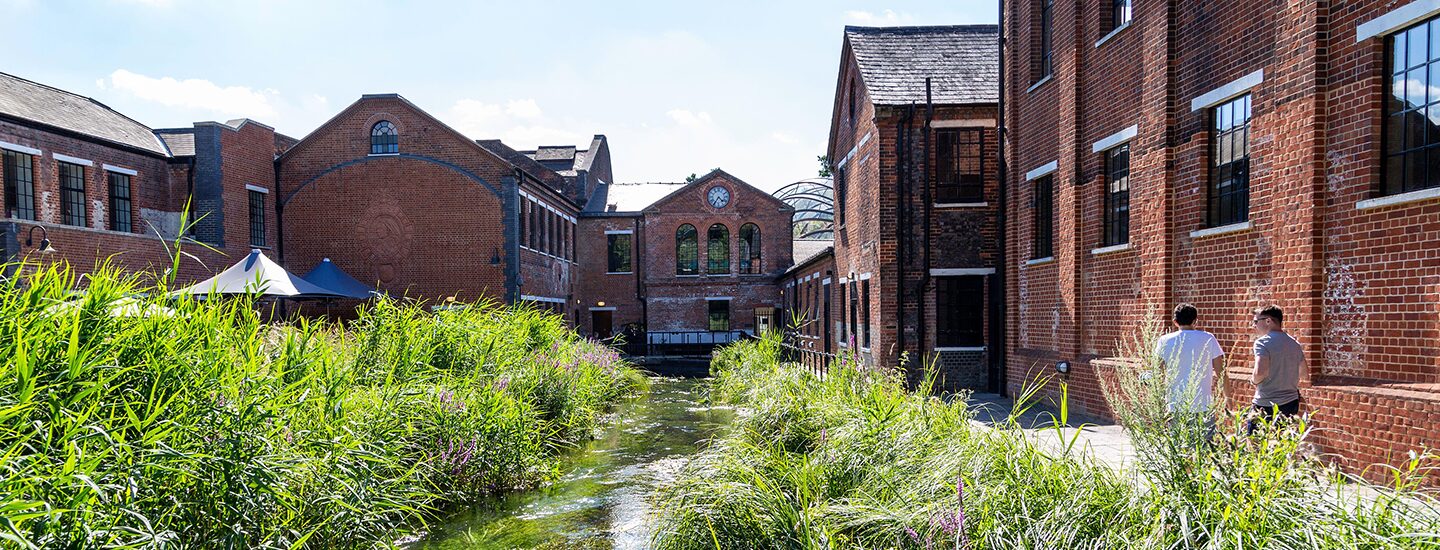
left=0, top=260, right=646, bottom=548
left=651, top=335, right=1440, bottom=549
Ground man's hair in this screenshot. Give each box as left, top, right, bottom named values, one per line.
left=1173, top=303, right=1198, bottom=325
left=1256, top=305, right=1284, bottom=325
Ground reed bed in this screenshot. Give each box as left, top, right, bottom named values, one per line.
left=0, top=261, right=646, bottom=549
left=651, top=335, right=1440, bottom=549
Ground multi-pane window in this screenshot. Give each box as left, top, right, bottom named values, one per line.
left=3, top=150, right=35, bottom=220
left=860, top=279, right=871, bottom=348
left=936, top=277, right=985, bottom=347
left=738, top=223, right=761, bottom=274
left=835, top=165, right=847, bottom=226
left=838, top=283, right=847, bottom=343
left=607, top=233, right=632, bottom=273
left=936, top=129, right=984, bottom=203
left=848, top=78, right=858, bottom=123
left=1210, top=94, right=1251, bottom=226
left=708, top=299, right=730, bottom=331
left=676, top=224, right=698, bottom=275
left=1037, top=0, right=1054, bottom=80
left=707, top=224, right=730, bottom=274
left=58, top=161, right=85, bottom=227
left=1110, top=0, right=1132, bottom=31
left=108, top=172, right=131, bottom=233
left=848, top=280, right=858, bottom=346
left=1032, top=175, right=1054, bottom=259
left=1384, top=17, right=1440, bottom=195
left=1103, top=144, right=1131, bottom=246
left=370, top=121, right=398, bottom=154
left=524, top=200, right=535, bottom=247
left=248, top=189, right=266, bottom=247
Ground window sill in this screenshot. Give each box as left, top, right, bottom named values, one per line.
left=1026, top=74, right=1053, bottom=94
left=1356, top=186, right=1440, bottom=210
left=605, top=271, right=633, bottom=275
left=367, top=152, right=400, bottom=157
left=934, top=202, right=988, bottom=208
left=1091, top=242, right=1132, bottom=256
left=1189, top=221, right=1251, bottom=239
left=1025, top=256, right=1055, bottom=266
left=250, top=245, right=273, bottom=251
left=676, top=274, right=701, bottom=278
left=1095, top=21, right=1131, bottom=48
left=935, top=346, right=987, bottom=352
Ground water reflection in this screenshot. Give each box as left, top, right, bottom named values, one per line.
left=409, top=377, right=731, bottom=549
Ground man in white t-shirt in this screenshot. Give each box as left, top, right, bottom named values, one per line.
left=1154, top=303, right=1224, bottom=413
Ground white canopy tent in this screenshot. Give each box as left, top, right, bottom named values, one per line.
left=174, top=249, right=343, bottom=299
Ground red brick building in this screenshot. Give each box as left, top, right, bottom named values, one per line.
left=574, top=170, right=794, bottom=347
left=0, top=71, right=286, bottom=282
left=815, top=26, right=1004, bottom=390
left=0, top=72, right=801, bottom=345
left=1004, top=0, right=1440, bottom=479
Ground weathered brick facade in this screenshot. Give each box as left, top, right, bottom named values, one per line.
left=574, top=171, right=794, bottom=344
left=1004, top=0, right=1440, bottom=481
left=822, top=26, right=1003, bottom=390
left=1, top=73, right=281, bottom=284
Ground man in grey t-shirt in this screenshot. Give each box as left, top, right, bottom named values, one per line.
left=1248, top=305, right=1305, bottom=434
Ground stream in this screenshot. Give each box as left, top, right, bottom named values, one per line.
left=410, top=376, right=732, bottom=549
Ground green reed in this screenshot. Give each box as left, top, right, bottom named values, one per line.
left=0, top=260, right=645, bottom=549
left=651, top=335, right=1440, bottom=549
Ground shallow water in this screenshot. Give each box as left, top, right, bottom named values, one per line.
left=409, top=376, right=731, bottom=549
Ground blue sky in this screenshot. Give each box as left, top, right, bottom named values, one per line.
left=3, top=1, right=996, bottom=189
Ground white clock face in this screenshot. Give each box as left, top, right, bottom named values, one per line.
left=707, top=186, right=731, bottom=208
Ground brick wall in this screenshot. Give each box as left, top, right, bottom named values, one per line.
left=1004, top=0, right=1440, bottom=482
left=277, top=96, right=517, bottom=305
left=640, top=171, right=791, bottom=334
left=828, top=38, right=1002, bottom=388
left=575, top=215, right=644, bottom=336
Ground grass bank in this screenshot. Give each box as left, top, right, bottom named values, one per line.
left=0, top=262, right=646, bottom=549
left=651, top=336, right=1440, bottom=549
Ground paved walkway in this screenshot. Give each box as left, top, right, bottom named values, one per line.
left=964, top=392, right=1138, bottom=472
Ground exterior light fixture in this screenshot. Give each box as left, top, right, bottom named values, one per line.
left=597, top=301, right=606, bottom=307
left=25, top=226, right=55, bottom=254
left=1055, top=361, right=1070, bottom=375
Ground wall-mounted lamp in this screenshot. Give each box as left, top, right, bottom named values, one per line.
left=597, top=301, right=606, bottom=307
left=490, top=247, right=501, bottom=266
left=25, top=226, right=55, bottom=254
left=1055, top=361, right=1070, bottom=375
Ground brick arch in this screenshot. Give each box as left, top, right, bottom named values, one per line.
left=279, top=153, right=501, bottom=207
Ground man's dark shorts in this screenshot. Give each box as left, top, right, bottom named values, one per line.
left=1246, top=399, right=1301, bottom=435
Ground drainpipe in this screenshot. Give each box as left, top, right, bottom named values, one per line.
left=896, top=104, right=911, bottom=363
left=992, top=1, right=1010, bottom=394
left=920, top=79, right=934, bottom=359
left=273, top=157, right=284, bottom=266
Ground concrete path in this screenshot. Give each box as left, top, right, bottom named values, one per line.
left=964, top=392, right=1139, bottom=472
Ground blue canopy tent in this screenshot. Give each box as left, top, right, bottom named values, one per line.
left=300, top=258, right=382, bottom=300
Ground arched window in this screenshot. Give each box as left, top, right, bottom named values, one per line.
left=739, top=223, right=761, bottom=274
left=707, top=224, right=730, bottom=274
left=676, top=224, right=698, bottom=275
left=370, top=121, right=398, bottom=154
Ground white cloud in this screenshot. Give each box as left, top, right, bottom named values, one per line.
left=771, top=132, right=798, bottom=144
left=666, top=109, right=713, bottom=128
left=106, top=69, right=277, bottom=118
left=844, top=9, right=915, bottom=26
left=505, top=99, right=542, bottom=119
left=447, top=98, right=582, bottom=146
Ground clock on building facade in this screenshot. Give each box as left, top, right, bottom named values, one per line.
left=707, top=185, right=731, bottom=208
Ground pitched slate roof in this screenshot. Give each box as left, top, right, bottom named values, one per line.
left=475, top=139, right=571, bottom=197
left=0, top=72, right=169, bottom=156
left=845, top=25, right=998, bottom=105
left=792, top=240, right=834, bottom=268
left=155, top=130, right=195, bottom=157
